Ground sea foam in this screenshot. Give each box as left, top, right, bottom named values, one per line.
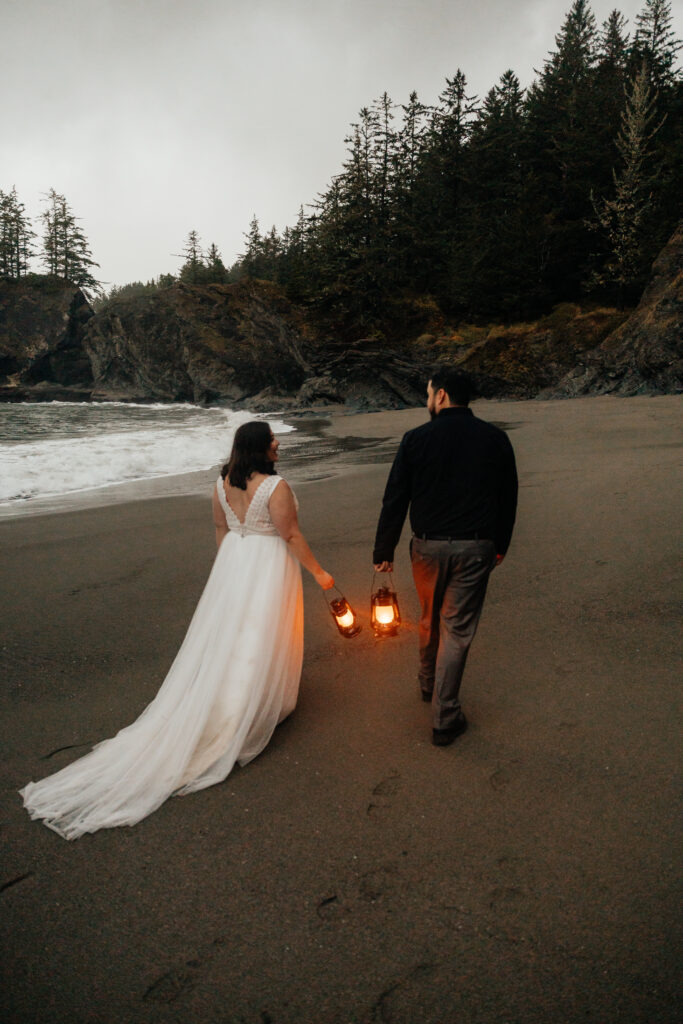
left=0, top=403, right=294, bottom=504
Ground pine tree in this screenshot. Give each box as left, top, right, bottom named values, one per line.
left=527, top=0, right=599, bottom=192
left=599, top=9, right=630, bottom=66
left=309, top=104, right=392, bottom=330
left=241, top=216, right=266, bottom=279
left=178, top=229, right=204, bottom=283
left=630, top=0, right=683, bottom=249
left=277, top=205, right=311, bottom=301
left=592, top=11, right=633, bottom=203
left=414, top=70, right=478, bottom=300
left=523, top=0, right=602, bottom=298
left=460, top=71, right=534, bottom=316
left=342, top=108, right=379, bottom=254
left=205, top=242, right=228, bottom=284
left=306, top=179, right=353, bottom=322
left=597, top=9, right=631, bottom=116
left=632, top=0, right=681, bottom=92
left=591, top=62, right=664, bottom=304
left=371, top=92, right=396, bottom=230
left=40, top=189, right=99, bottom=292
left=0, top=186, right=35, bottom=278
left=260, top=227, right=282, bottom=281
left=392, top=91, right=429, bottom=285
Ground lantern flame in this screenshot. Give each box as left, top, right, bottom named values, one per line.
left=374, top=604, right=396, bottom=625
left=336, top=609, right=355, bottom=629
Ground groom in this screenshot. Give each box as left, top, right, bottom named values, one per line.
left=372, top=366, right=518, bottom=746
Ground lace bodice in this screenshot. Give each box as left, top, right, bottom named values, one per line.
left=216, top=475, right=295, bottom=537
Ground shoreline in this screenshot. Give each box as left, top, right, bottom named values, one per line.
left=0, top=400, right=415, bottom=522
left=1, top=394, right=681, bottom=1023
left=3, top=393, right=676, bottom=522
left=0, top=406, right=372, bottom=521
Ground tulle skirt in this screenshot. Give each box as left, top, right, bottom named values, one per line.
left=20, top=531, right=304, bottom=839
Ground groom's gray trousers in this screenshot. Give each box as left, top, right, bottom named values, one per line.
left=410, top=536, right=497, bottom=730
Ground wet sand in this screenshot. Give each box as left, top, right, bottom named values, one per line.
left=1, top=395, right=681, bottom=1023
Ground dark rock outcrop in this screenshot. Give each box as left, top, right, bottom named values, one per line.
left=414, top=305, right=631, bottom=398
left=0, top=277, right=94, bottom=400
left=547, top=222, right=683, bottom=397
left=296, top=337, right=424, bottom=411
left=0, top=276, right=424, bottom=409
left=84, top=280, right=425, bottom=410
left=85, top=280, right=311, bottom=404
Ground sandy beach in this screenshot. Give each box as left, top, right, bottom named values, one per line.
left=1, top=395, right=681, bottom=1024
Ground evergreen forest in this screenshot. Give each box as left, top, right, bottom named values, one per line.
left=229, top=0, right=682, bottom=337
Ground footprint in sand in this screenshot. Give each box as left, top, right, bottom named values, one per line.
left=143, top=968, right=196, bottom=1004
left=316, top=859, right=404, bottom=921
left=489, top=766, right=511, bottom=790
left=142, top=936, right=229, bottom=1004
left=367, top=773, right=401, bottom=816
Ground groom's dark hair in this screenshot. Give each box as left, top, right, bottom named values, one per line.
left=429, top=365, right=473, bottom=406
left=222, top=420, right=277, bottom=489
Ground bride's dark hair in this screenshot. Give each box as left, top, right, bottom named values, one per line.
left=221, top=421, right=277, bottom=490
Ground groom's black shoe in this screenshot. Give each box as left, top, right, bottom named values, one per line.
left=432, top=713, right=468, bottom=746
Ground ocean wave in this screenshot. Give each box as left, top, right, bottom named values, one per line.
left=0, top=405, right=295, bottom=504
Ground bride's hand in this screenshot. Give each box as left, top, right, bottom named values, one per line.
left=316, top=570, right=334, bottom=590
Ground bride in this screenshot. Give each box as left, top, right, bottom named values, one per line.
left=21, top=421, right=334, bottom=840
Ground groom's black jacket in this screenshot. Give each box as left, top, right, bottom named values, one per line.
left=372, top=407, right=518, bottom=563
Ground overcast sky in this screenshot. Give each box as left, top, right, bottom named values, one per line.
left=2, top=0, right=681, bottom=288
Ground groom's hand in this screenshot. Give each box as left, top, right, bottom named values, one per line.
left=374, top=561, right=393, bottom=573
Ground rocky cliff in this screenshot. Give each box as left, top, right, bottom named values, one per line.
left=84, top=280, right=311, bottom=404
left=0, top=277, right=94, bottom=400
left=83, top=279, right=424, bottom=409
left=0, top=276, right=425, bottom=409
left=418, top=305, right=631, bottom=398
left=547, top=222, right=683, bottom=397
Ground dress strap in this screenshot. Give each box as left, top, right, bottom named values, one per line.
left=262, top=476, right=298, bottom=512
left=216, top=476, right=233, bottom=521
left=263, top=475, right=285, bottom=499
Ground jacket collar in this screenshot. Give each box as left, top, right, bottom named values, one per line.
left=437, top=406, right=473, bottom=417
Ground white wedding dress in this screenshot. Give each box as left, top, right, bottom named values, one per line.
left=21, top=475, right=304, bottom=840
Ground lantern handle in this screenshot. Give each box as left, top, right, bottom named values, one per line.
left=322, top=584, right=347, bottom=609
left=371, top=569, right=395, bottom=593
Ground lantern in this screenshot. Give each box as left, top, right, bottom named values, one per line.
left=327, top=589, right=362, bottom=638
left=371, top=573, right=401, bottom=637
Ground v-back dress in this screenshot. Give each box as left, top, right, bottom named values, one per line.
left=20, top=474, right=304, bottom=839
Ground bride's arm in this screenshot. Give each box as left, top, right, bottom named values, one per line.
left=269, top=480, right=334, bottom=589
left=212, top=485, right=229, bottom=548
